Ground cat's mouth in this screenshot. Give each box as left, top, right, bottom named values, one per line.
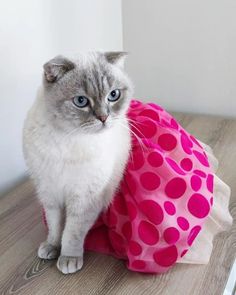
left=80, top=121, right=111, bottom=134
left=95, top=122, right=110, bottom=132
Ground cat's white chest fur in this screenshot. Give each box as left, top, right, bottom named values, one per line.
left=23, top=96, right=131, bottom=208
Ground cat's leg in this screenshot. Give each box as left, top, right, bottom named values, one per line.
left=57, top=200, right=102, bottom=274
left=38, top=205, right=64, bottom=260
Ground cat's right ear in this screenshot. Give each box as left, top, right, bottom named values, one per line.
left=104, top=52, right=128, bottom=69
left=43, top=56, right=75, bottom=83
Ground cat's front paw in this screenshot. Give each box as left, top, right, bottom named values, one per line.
left=38, top=241, right=60, bottom=260
left=57, top=255, right=83, bottom=274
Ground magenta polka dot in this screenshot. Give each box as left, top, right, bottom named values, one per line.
left=190, top=135, right=202, bottom=148
left=210, top=197, right=213, bottom=206
left=180, top=158, right=193, bottom=171
left=148, top=103, right=164, bottom=111
left=170, top=118, right=179, bottom=129
left=180, top=134, right=192, bottom=155
left=158, top=133, right=177, bottom=151
left=125, top=172, right=137, bottom=195
left=130, top=100, right=141, bottom=108
left=207, top=174, right=214, bottom=193
left=153, top=245, right=178, bottom=267
left=193, top=150, right=209, bottom=167
left=188, top=225, right=201, bottom=246
left=138, top=120, right=157, bottom=138
left=140, top=172, right=161, bottom=191
left=164, top=201, right=176, bottom=215
left=180, top=249, right=188, bottom=257
left=166, top=158, right=186, bottom=175
left=165, top=177, right=187, bottom=199
left=129, top=148, right=145, bottom=170
left=163, top=227, right=180, bottom=245
left=193, top=169, right=207, bottom=178
left=147, top=151, right=163, bottom=167
left=181, top=130, right=193, bottom=147
left=138, top=220, right=159, bottom=245
left=139, top=109, right=159, bottom=121
left=114, top=194, right=128, bottom=215
left=188, top=194, right=210, bottom=218
left=126, top=201, right=137, bottom=221
left=191, top=175, right=202, bottom=191
left=129, top=241, right=142, bottom=256
left=139, top=200, right=164, bottom=225
left=177, top=217, right=189, bottom=231
left=122, top=221, right=132, bottom=240
left=132, top=260, right=146, bottom=269
left=160, top=118, right=178, bottom=129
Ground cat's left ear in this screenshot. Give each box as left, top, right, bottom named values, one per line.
left=43, top=55, right=75, bottom=82
left=104, top=52, right=128, bottom=69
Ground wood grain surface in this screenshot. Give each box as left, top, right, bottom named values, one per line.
left=0, top=113, right=235, bottom=295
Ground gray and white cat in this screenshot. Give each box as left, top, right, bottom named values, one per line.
left=23, top=52, right=133, bottom=274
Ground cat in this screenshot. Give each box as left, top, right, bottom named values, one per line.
left=23, top=52, right=133, bottom=274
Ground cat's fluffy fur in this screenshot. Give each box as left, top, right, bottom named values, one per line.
left=23, top=52, right=133, bottom=274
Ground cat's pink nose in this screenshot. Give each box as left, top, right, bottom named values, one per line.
left=97, top=115, right=108, bottom=123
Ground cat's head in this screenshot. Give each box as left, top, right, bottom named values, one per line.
left=42, top=52, right=133, bottom=134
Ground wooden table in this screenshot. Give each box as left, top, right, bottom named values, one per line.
left=0, top=113, right=235, bottom=295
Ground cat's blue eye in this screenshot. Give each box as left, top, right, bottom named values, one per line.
left=108, top=89, right=121, bottom=102
left=73, top=96, right=89, bottom=108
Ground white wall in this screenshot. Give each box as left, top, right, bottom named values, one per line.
left=2, top=0, right=235, bottom=195
left=122, top=0, right=236, bottom=117
left=0, top=0, right=123, bottom=195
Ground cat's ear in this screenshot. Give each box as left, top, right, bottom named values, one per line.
left=104, top=52, right=128, bottom=68
left=43, top=56, right=75, bottom=82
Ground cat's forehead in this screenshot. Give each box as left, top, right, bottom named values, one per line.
left=75, top=52, right=107, bottom=72
left=80, top=72, right=112, bottom=99
left=50, top=52, right=130, bottom=102
left=71, top=55, right=116, bottom=98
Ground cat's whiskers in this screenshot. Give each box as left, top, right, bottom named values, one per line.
left=122, top=117, right=150, bottom=158
left=126, top=121, right=147, bottom=159
left=113, top=115, right=147, bottom=151
left=114, top=118, right=147, bottom=166
left=127, top=117, right=149, bottom=127
left=60, top=121, right=97, bottom=141
left=117, top=122, right=146, bottom=167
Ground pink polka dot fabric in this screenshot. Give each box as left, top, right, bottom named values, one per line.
left=84, top=100, right=214, bottom=273
left=44, top=100, right=214, bottom=274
